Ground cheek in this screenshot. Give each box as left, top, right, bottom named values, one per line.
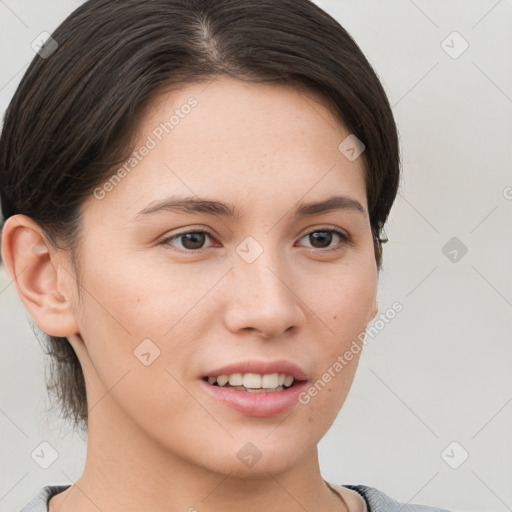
left=73, top=253, right=221, bottom=414
left=310, top=259, right=377, bottom=347
left=77, top=252, right=206, bottom=345
left=74, top=260, right=215, bottom=439
left=298, top=261, right=376, bottom=417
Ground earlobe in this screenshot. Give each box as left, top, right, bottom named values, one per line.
left=1, top=214, right=80, bottom=337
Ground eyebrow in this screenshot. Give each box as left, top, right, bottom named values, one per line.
left=134, top=195, right=366, bottom=220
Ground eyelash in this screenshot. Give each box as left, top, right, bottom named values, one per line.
left=159, top=227, right=350, bottom=254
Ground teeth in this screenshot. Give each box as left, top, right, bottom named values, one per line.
left=261, top=373, right=279, bottom=388
left=243, top=373, right=261, bottom=389
left=235, top=386, right=285, bottom=393
left=207, top=372, right=296, bottom=389
left=284, top=375, right=294, bottom=387
left=228, top=373, right=243, bottom=386
left=216, top=375, right=229, bottom=386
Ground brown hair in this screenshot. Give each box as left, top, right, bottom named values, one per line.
left=0, top=0, right=400, bottom=432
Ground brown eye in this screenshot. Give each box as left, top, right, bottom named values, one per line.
left=161, top=230, right=215, bottom=252
left=298, top=229, right=349, bottom=251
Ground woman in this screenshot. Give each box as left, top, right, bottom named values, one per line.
left=0, top=0, right=453, bottom=510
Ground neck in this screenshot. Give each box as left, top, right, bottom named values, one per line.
left=51, top=409, right=347, bottom=512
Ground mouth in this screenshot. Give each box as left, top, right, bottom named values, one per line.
left=199, top=361, right=308, bottom=417
left=202, top=372, right=298, bottom=393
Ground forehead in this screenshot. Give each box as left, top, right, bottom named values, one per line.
left=136, top=78, right=354, bottom=161
left=85, top=78, right=368, bottom=224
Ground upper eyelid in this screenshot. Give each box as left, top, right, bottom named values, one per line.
left=165, top=225, right=348, bottom=238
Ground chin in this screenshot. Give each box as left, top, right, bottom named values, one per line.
left=206, top=452, right=304, bottom=479
left=192, top=429, right=317, bottom=478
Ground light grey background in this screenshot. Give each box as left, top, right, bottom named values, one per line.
left=1, top=1, right=511, bottom=511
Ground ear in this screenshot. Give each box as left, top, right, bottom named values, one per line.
left=1, top=214, right=80, bottom=337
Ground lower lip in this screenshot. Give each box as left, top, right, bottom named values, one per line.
left=199, top=380, right=308, bottom=417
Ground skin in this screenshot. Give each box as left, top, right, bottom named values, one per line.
left=2, top=78, right=378, bottom=512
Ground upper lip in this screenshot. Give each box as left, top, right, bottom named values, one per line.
left=203, top=360, right=308, bottom=381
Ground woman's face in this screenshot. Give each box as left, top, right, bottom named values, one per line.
left=66, top=78, right=378, bottom=476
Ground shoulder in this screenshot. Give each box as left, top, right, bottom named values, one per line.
left=18, top=485, right=71, bottom=512
left=343, top=484, right=454, bottom=512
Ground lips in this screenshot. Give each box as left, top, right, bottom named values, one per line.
left=200, top=360, right=308, bottom=417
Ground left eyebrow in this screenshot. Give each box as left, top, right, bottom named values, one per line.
left=132, top=194, right=367, bottom=221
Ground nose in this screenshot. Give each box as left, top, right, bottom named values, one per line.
left=223, top=247, right=305, bottom=339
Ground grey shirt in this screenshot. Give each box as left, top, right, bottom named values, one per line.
left=19, top=484, right=453, bottom=511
